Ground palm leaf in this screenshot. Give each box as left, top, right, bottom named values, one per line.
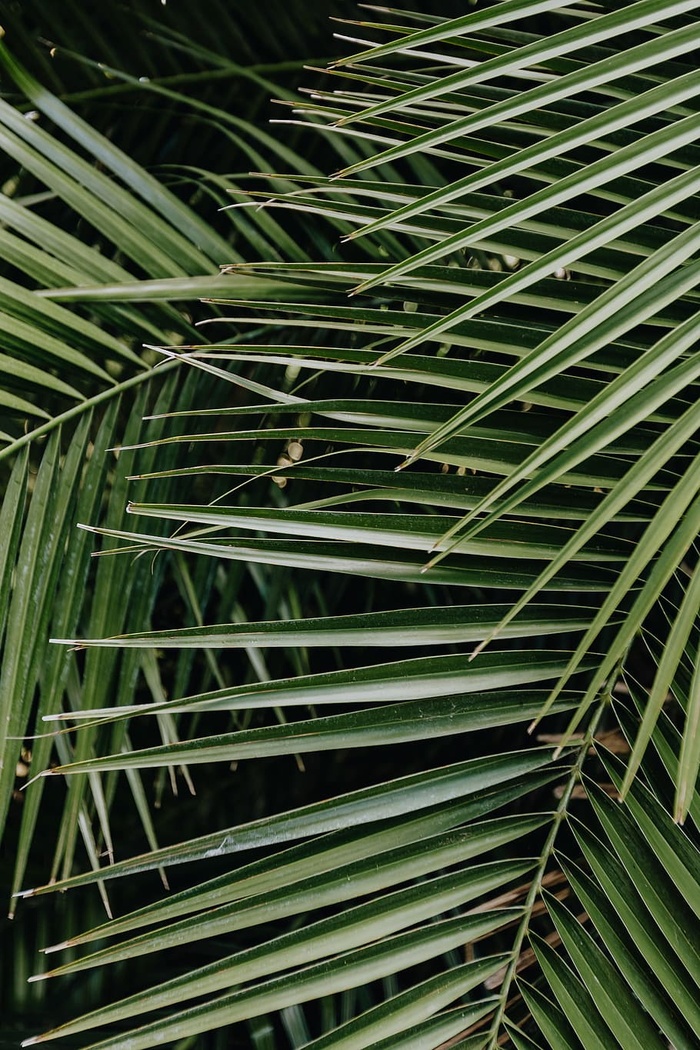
left=4, top=3, right=700, bottom=1048
left=0, top=6, right=374, bottom=1038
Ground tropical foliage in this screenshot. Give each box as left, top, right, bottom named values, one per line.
left=1, top=2, right=699, bottom=1049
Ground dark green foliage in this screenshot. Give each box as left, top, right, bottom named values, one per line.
left=1, top=3, right=699, bottom=1048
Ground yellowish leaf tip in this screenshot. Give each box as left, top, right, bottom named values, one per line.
left=470, top=639, right=488, bottom=662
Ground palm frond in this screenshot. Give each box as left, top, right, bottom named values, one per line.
left=4, top=3, right=700, bottom=1048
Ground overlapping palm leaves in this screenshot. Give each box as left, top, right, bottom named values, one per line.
left=0, top=2, right=357, bottom=1037
left=5, top=2, right=700, bottom=1048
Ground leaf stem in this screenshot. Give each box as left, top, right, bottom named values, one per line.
left=486, top=693, right=610, bottom=1046
left=0, top=361, right=177, bottom=465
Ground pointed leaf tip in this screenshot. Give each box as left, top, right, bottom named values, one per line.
left=22, top=771, right=48, bottom=791
left=42, top=940, right=72, bottom=955
left=470, top=639, right=488, bottom=661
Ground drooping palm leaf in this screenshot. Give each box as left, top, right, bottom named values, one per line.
left=0, top=4, right=374, bottom=1038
